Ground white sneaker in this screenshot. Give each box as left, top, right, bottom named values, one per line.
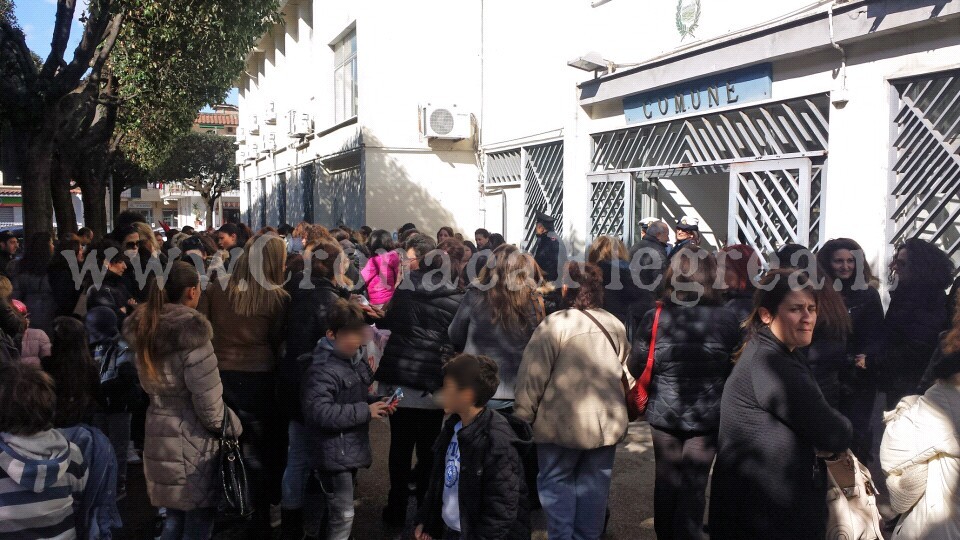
left=127, top=443, right=142, bottom=465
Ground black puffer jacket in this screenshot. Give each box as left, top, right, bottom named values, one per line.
left=87, top=271, right=134, bottom=326
left=11, top=271, right=56, bottom=335
left=301, top=337, right=374, bottom=472
left=280, top=274, right=349, bottom=421
left=417, top=409, right=532, bottom=540
left=376, top=270, right=463, bottom=392
left=630, top=304, right=740, bottom=432
left=628, top=236, right=669, bottom=289
left=724, top=289, right=754, bottom=326
left=709, top=328, right=853, bottom=540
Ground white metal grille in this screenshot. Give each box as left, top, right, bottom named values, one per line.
left=524, top=142, right=564, bottom=250
left=892, top=71, right=960, bottom=264
left=590, top=179, right=627, bottom=239
left=591, top=94, right=830, bottom=173
left=729, top=159, right=812, bottom=254
left=485, top=149, right=522, bottom=185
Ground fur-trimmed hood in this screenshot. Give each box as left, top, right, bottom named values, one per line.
left=123, top=302, right=213, bottom=355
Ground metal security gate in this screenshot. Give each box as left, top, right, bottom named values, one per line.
left=728, top=158, right=812, bottom=253
left=589, top=173, right=630, bottom=240
left=524, top=142, right=563, bottom=250
left=891, top=70, right=960, bottom=264
left=484, top=141, right=563, bottom=248
left=589, top=93, right=830, bottom=250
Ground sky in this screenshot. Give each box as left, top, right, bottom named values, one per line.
left=14, top=0, right=239, bottom=108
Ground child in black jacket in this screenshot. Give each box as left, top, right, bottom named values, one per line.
left=301, top=299, right=393, bottom=540
left=415, top=354, right=532, bottom=540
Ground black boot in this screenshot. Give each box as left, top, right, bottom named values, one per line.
left=280, top=508, right=304, bottom=540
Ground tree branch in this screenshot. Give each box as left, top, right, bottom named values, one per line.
left=56, top=0, right=118, bottom=93
left=90, top=11, right=123, bottom=75
left=38, top=0, right=77, bottom=81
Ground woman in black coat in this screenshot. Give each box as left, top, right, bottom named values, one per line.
left=817, top=238, right=884, bottom=463
left=719, top=244, right=761, bottom=326
left=709, top=269, right=853, bottom=540
left=588, top=236, right=655, bottom=340
left=880, top=238, right=954, bottom=407
left=377, top=238, right=465, bottom=528
left=630, top=246, right=740, bottom=540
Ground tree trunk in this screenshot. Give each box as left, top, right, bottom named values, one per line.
left=204, top=193, right=219, bottom=230
left=50, top=157, right=78, bottom=235
left=79, top=172, right=108, bottom=238
left=23, top=134, right=55, bottom=236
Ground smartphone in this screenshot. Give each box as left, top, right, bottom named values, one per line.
left=387, top=387, right=404, bottom=407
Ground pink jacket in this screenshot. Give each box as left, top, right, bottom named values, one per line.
left=20, top=328, right=51, bottom=367
left=361, top=251, right=400, bottom=306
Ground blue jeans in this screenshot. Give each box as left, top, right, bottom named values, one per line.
left=282, top=421, right=310, bottom=509
left=315, top=470, right=356, bottom=540
left=537, top=443, right=616, bottom=540
left=160, top=507, right=216, bottom=540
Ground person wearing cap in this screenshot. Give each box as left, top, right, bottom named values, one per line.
left=671, top=216, right=701, bottom=258
left=0, top=232, right=19, bottom=276
left=532, top=212, right=566, bottom=282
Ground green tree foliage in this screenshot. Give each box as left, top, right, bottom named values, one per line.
left=113, top=0, right=280, bottom=168
left=156, top=131, right=239, bottom=227
left=0, top=0, right=279, bottom=235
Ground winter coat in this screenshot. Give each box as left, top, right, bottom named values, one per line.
left=123, top=303, right=242, bottom=511
left=301, top=337, right=375, bottom=472
left=417, top=409, right=533, bottom=540
left=628, top=235, right=669, bottom=289
left=11, top=271, right=57, bottom=334
left=532, top=230, right=566, bottom=282
left=514, top=308, right=631, bottom=450
left=803, top=334, right=848, bottom=409
left=360, top=250, right=400, bottom=306
left=597, top=259, right=655, bottom=338
left=0, top=429, right=88, bottom=539
left=880, top=284, right=950, bottom=398
left=880, top=380, right=960, bottom=540
left=199, top=280, right=288, bottom=373
left=376, top=269, right=463, bottom=392
left=20, top=327, right=51, bottom=366
left=60, top=424, right=123, bottom=540
left=630, top=304, right=740, bottom=433
left=724, top=290, right=754, bottom=326
left=449, top=288, right=543, bottom=401
left=0, top=251, right=12, bottom=276
left=49, top=260, right=83, bottom=318
left=86, top=271, right=134, bottom=325
left=279, top=274, right=348, bottom=421
left=709, top=328, right=853, bottom=540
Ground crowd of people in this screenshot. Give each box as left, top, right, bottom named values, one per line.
left=0, top=209, right=959, bottom=540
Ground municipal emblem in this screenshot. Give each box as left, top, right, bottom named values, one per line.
left=676, top=0, right=702, bottom=40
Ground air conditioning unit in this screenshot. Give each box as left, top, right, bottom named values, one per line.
left=247, top=145, right=259, bottom=159
left=421, top=104, right=472, bottom=140
left=288, top=111, right=312, bottom=138
left=264, top=102, right=277, bottom=125
left=249, top=115, right=260, bottom=136
left=236, top=127, right=246, bottom=145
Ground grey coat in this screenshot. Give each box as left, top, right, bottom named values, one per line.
left=123, top=303, right=241, bottom=511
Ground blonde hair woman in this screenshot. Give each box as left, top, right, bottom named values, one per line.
left=199, top=233, right=290, bottom=537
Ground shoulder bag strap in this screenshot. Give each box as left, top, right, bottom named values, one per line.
left=640, top=302, right=664, bottom=386
left=579, top=309, right=618, bottom=355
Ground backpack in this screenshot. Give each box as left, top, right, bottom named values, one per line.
left=93, top=338, right=134, bottom=410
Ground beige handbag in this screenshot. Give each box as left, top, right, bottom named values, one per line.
left=824, top=450, right=883, bottom=540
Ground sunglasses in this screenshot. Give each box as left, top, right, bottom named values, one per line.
left=124, top=241, right=138, bottom=250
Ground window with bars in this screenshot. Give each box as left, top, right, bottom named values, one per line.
left=891, top=71, right=960, bottom=265
left=333, top=30, right=358, bottom=124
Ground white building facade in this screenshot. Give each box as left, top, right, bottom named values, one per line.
left=242, top=0, right=960, bottom=291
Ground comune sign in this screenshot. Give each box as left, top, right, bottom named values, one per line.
left=623, top=64, right=772, bottom=125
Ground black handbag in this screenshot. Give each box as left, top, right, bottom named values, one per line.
left=218, top=410, right=253, bottom=517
